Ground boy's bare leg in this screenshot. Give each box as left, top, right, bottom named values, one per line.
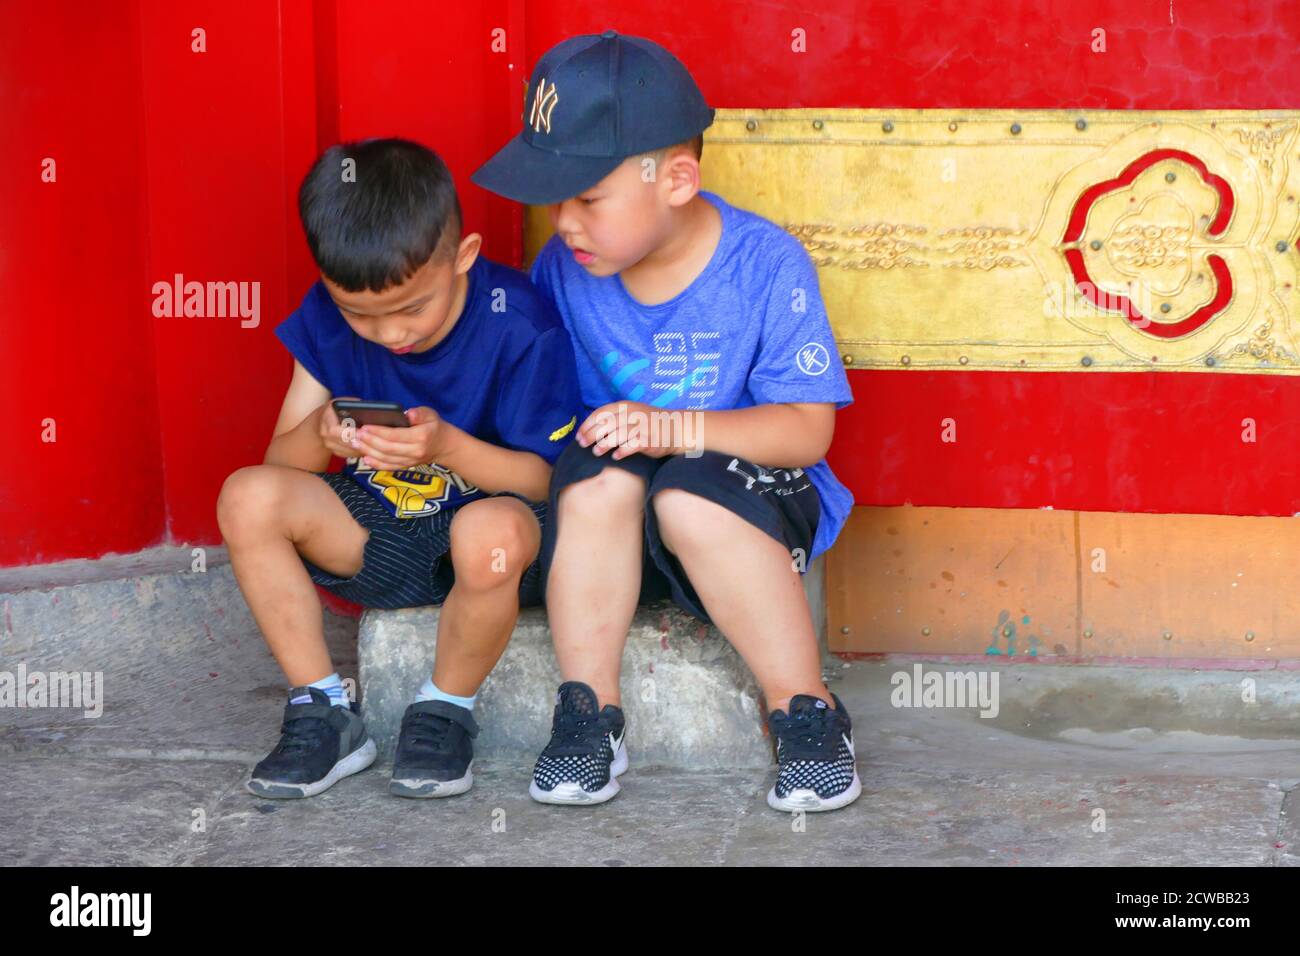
left=432, top=496, right=541, bottom=696
left=545, top=467, right=648, bottom=707
left=217, top=464, right=368, bottom=686
left=651, top=488, right=831, bottom=714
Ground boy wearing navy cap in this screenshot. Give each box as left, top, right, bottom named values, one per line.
left=473, top=32, right=861, bottom=812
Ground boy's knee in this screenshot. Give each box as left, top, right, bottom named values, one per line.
left=652, top=487, right=729, bottom=553
left=450, top=498, right=539, bottom=588
left=557, top=464, right=646, bottom=518
left=217, top=465, right=284, bottom=538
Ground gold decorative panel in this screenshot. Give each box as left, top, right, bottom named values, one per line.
left=523, top=109, right=1300, bottom=374
left=703, top=109, right=1300, bottom=372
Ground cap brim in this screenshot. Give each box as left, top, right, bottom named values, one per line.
left=471, top=133, right=625, bottom=206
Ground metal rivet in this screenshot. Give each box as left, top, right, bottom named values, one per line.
left=1083, top=629, right=1093, bottom=639
left=959, top=355, right=969, bottom=365
left=812, top=119, right=824, bottom=130
left=1075, top=118, right=1087, bottom=130
left=1081, top=356, right=1093, bottom=367
left=882, top=121, right=894, bottom=133
left=1278, top=241, right=1290, bottom=253
left=948, top=121, right=958, bottom=132
left=840, top=626, right=850, bottom=635
left=1162, top=630, right=1173, bottom=640
left=745, top=119, right=757, bottom=132
left=900, top=354, right=911, bottom=366
left=1090, top=239, right=1102, bottom=250
left=842, top=354, right=854, bottom=365
left=1165, top=172, right=1176, bottom=183
left=1160, top=302, right=1172, bottom=313
left=1206, top=356, right=1217, bottom=367
left=922, top=626, right=931, bottom=636
left=1010, top=123, right=1022, bottom=135
left=1245, top=631, right=1256, bottom=642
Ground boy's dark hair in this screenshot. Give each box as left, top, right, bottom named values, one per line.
left=298, top=138, right=462, bottom=293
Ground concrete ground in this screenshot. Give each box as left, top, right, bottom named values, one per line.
left=3, top=549, right=1300, bottom=866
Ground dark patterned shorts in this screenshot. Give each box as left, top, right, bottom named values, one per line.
left=299, top=471, right=546, bottom=610
left=539, top=442, right=820, bottom=623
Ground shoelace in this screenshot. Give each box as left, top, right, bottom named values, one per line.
left=774, top=708, right=837, bottom=755
left=276, top=716, right=329, bottom=756
left=545, top=709, right=602, bottom=756
left=403, top=712, right=455, bottom=752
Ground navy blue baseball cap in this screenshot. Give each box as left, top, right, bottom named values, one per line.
left=471, top=30, right=715, bottom=205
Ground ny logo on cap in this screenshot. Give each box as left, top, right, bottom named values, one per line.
left=529, top=78, right=559, bottom=134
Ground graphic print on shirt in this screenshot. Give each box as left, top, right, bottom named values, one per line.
left=348, top=461, right=480, bottom=519
left=599, top=331, right=722, bottom=409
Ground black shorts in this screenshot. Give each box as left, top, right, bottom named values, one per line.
left=539, top=441, right=820, bottom=623
left=299, top=472, right=546, bottom=610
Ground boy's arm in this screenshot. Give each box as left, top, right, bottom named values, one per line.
left=681, top=402, right=835, bottom=468
left=433, top=423, right=552, bottom=502
left=263, top=359, right=334, bottom=471
left=578, top=400, right=836, bottom=469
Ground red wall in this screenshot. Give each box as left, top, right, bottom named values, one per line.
left=3, top=2, right=163, bottom=564
left=4, top=0, right=524, bottom=567
left=6, top=0, right=1300, bottom=568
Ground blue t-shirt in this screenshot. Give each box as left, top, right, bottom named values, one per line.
left=530, top=190, right=854, bottom=558
left=275, top=255, right=582, bottom=518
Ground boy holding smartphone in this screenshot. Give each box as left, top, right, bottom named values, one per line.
left=218, top=138, right=582, bottom=800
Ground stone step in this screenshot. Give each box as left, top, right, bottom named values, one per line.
left=358, top=604, right=768, bottom=768
left=357, top=560, right=829, bottom=769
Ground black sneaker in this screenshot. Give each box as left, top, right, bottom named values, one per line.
left=766, top=693, right=861, bottom=812
left=389, top=699, right=478, bottom=798
left=246, top=686, right=377, bottom=799
left=530, top=681, right=627, bottom=805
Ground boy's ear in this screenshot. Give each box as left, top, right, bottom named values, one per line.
left=663, top=151, right=702, bottom=208
left=453, top=232, right=483, bottom=275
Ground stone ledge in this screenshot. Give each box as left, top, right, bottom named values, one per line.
left=357, top=603, right=776, bottom=769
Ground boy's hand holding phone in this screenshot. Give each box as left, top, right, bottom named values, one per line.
left=317, top=397, right=365, bottom=460
left=348, top=405, right=456, bottom=471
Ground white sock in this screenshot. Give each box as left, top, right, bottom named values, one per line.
left=414, top=676, right=477, bottom=711
left=291, top=672, right=349, bottom=708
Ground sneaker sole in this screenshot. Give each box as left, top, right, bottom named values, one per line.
left=529, top=745, right=629, bottom=806
left=767, top=771, right=862, bottom=813
left=390, top=763, right=474, bottom=799
left=246, top=738, right=378, bottom=799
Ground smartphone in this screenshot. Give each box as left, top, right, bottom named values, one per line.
left=331, top=399, right=410, bottom=428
